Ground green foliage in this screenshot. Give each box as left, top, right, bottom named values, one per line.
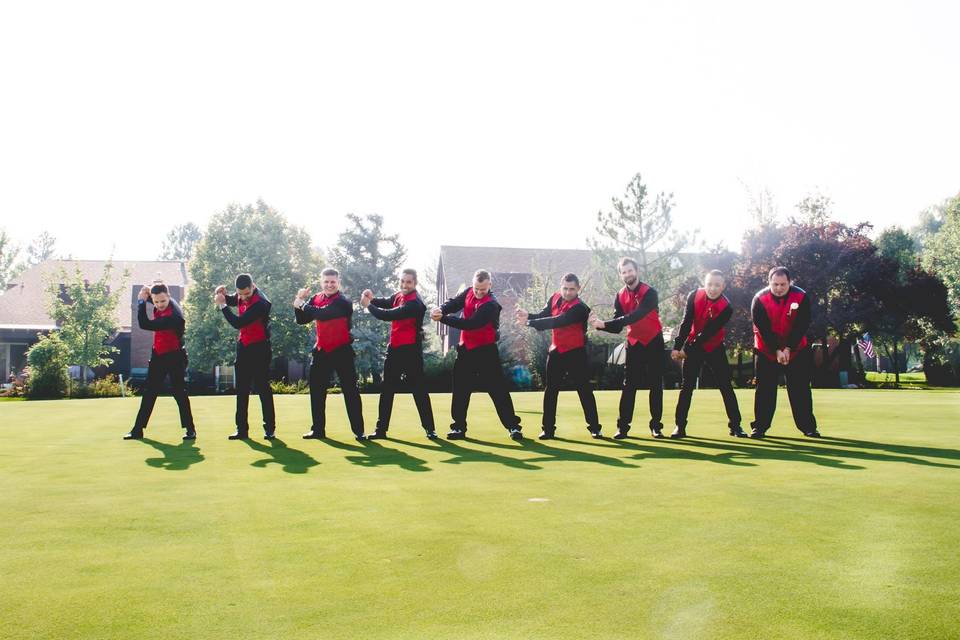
left=159, top=222, right=203, bottom=261
left=46, top=262, right=124, bottom=381
left=269, top=378, right=311, bottom=394
left=588, top=173, right=700, bottom=329
left=25, top=333, right=69, bottom=399
left=328, top=213, right=407, bottom=383
left=184, top=200, right=324, bottom=372
left=69, top=374, right=135, bottom=398
left=26, top=231, right=56, bottom=266
left=503, top=266, right=553, bottom=383
left=876, top=226, right=918, bottom=276
left=422, top=333, right=456, bottom=383
left=794, top=191, right=833, bottom=226
left=0, top=227, right=22, bottom=291
left=921, top=193, right=960, bottom=319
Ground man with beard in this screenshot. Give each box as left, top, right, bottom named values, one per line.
left=360, top=268, right=436, bottom=439
left=590, top=258, right=665, bottom=439
left=515, top=273, right=602, bottom=440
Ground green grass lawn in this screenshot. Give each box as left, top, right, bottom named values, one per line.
left=2, top=389, right=959, bottom=639
left=865, top=372, right=929, bottom=389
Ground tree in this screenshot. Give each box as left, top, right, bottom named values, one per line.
left=921, top=193, right=960, bottom=318
left=588, top=172, right=700, bottom=328
left=916, top=193, right=960, bottom=385
left=327, top=214, right=406, bottom=385
left=870, top=264, right=956, bottom=387
left=911, top=195, right=957, bottom=249
left=733, top=211, right=892, bottom=386
left=46, top=262, right=125, bottom=384
left=876, top=226, right=918, bottom=276
left=0, top=228, right=21, bottom=292
left=775, top=221, right=887, bottom=381
left=184, top=200, right=323, bottom=373
left=26, top=231, right=57, bottom=266
left=794, top=191, right=833, bottom=226
left=498, top=265, right=553, bottom=387
left=160, top=222, right=203, bottom=261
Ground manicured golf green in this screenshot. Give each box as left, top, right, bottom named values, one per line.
left=2, top=389, right=959, bottom=639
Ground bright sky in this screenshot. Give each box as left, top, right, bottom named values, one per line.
left=2, top=1, right=958, bottom=276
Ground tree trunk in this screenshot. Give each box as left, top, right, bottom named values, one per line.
left=852, top=335, right=865, bottom=384
left=887, top=336, right=900, bottom=387
left=893, top=337, right=900, bottom=388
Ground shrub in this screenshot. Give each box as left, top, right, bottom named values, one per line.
left=25, top=333, right=70, bottom=399
left=269, top=378, right=310, bottom=394
left=70, top=374, right=136, bottom=398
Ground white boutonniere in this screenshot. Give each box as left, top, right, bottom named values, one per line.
left=788, top=302, right=799, bottom=316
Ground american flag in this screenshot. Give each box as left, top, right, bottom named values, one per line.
left=857, top=333, right=875, bottom=359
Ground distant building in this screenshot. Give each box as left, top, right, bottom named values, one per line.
left=0, top=260, right=190, bottom=379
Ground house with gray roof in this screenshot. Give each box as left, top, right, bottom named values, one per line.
left=0, top=260, right=190, bottom=380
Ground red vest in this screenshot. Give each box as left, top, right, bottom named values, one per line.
left=152, top=305, right=181, bottom=355
left=548, top=292, right=586, bottom=353
left=311, top=292, right=351, bottom=352
left=459, top=289, right=497, bottom=350
left=753, top=288, right=809, bottom=362
left=238, top=292, right=268, bottom=346
left=389, top=291, right=420, bottom=348
left=690, top=288, right=728, bottom=353
left=619, top=283, right=662, bottom=346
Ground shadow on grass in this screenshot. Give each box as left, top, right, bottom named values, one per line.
left=391, top=437, right=543, bottom=470
left=242, top=438, right=320, bottom=474
left=319, top=437, right=432, bottom=472
left=578, top=431, right=960, bottom=470
left=609, top=436, right=860, bottom=470
left=141, top=438, right=204, bottom=471
left=389, top=434, right=638, bottom=470
left=479, top=436, right=640, bottom=469
left=759, top=435, right=960, bottom=469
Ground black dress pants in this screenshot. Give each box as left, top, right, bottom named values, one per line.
left=450, top=344, right=520, bottom=433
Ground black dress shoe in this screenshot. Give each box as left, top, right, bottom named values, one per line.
left=650, top=428, right=665, bottom=439
left=803, top=430, right=822, bottom=438
left=538, top=429, right=556, bottom=440
left=729, top=426, right=748, bottom=438
left=183, top=430, right=197, bottom=440
left=228, top=431, right=249, bottom=440
left=366, top=430, right=388, bottom=440
left=670, top=426, right=686, bottom=439
left=613, top=430, right=629, bottom=440
left=263, top=431, right=276, bottom=440
left=749, top=428, right=767, bottom=439
left=509, top=429, right=524, bottom=441
left=587, top=427, right=602, bottom=439
left=446, top=429, right=466, bottom=440
left=425, top=431, right=439, bottom=440
left=302, top=430, right=324, bottom=439
left=123, top=430, right=143, bottom=440
left=355, top=434, right=367, bottom=442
